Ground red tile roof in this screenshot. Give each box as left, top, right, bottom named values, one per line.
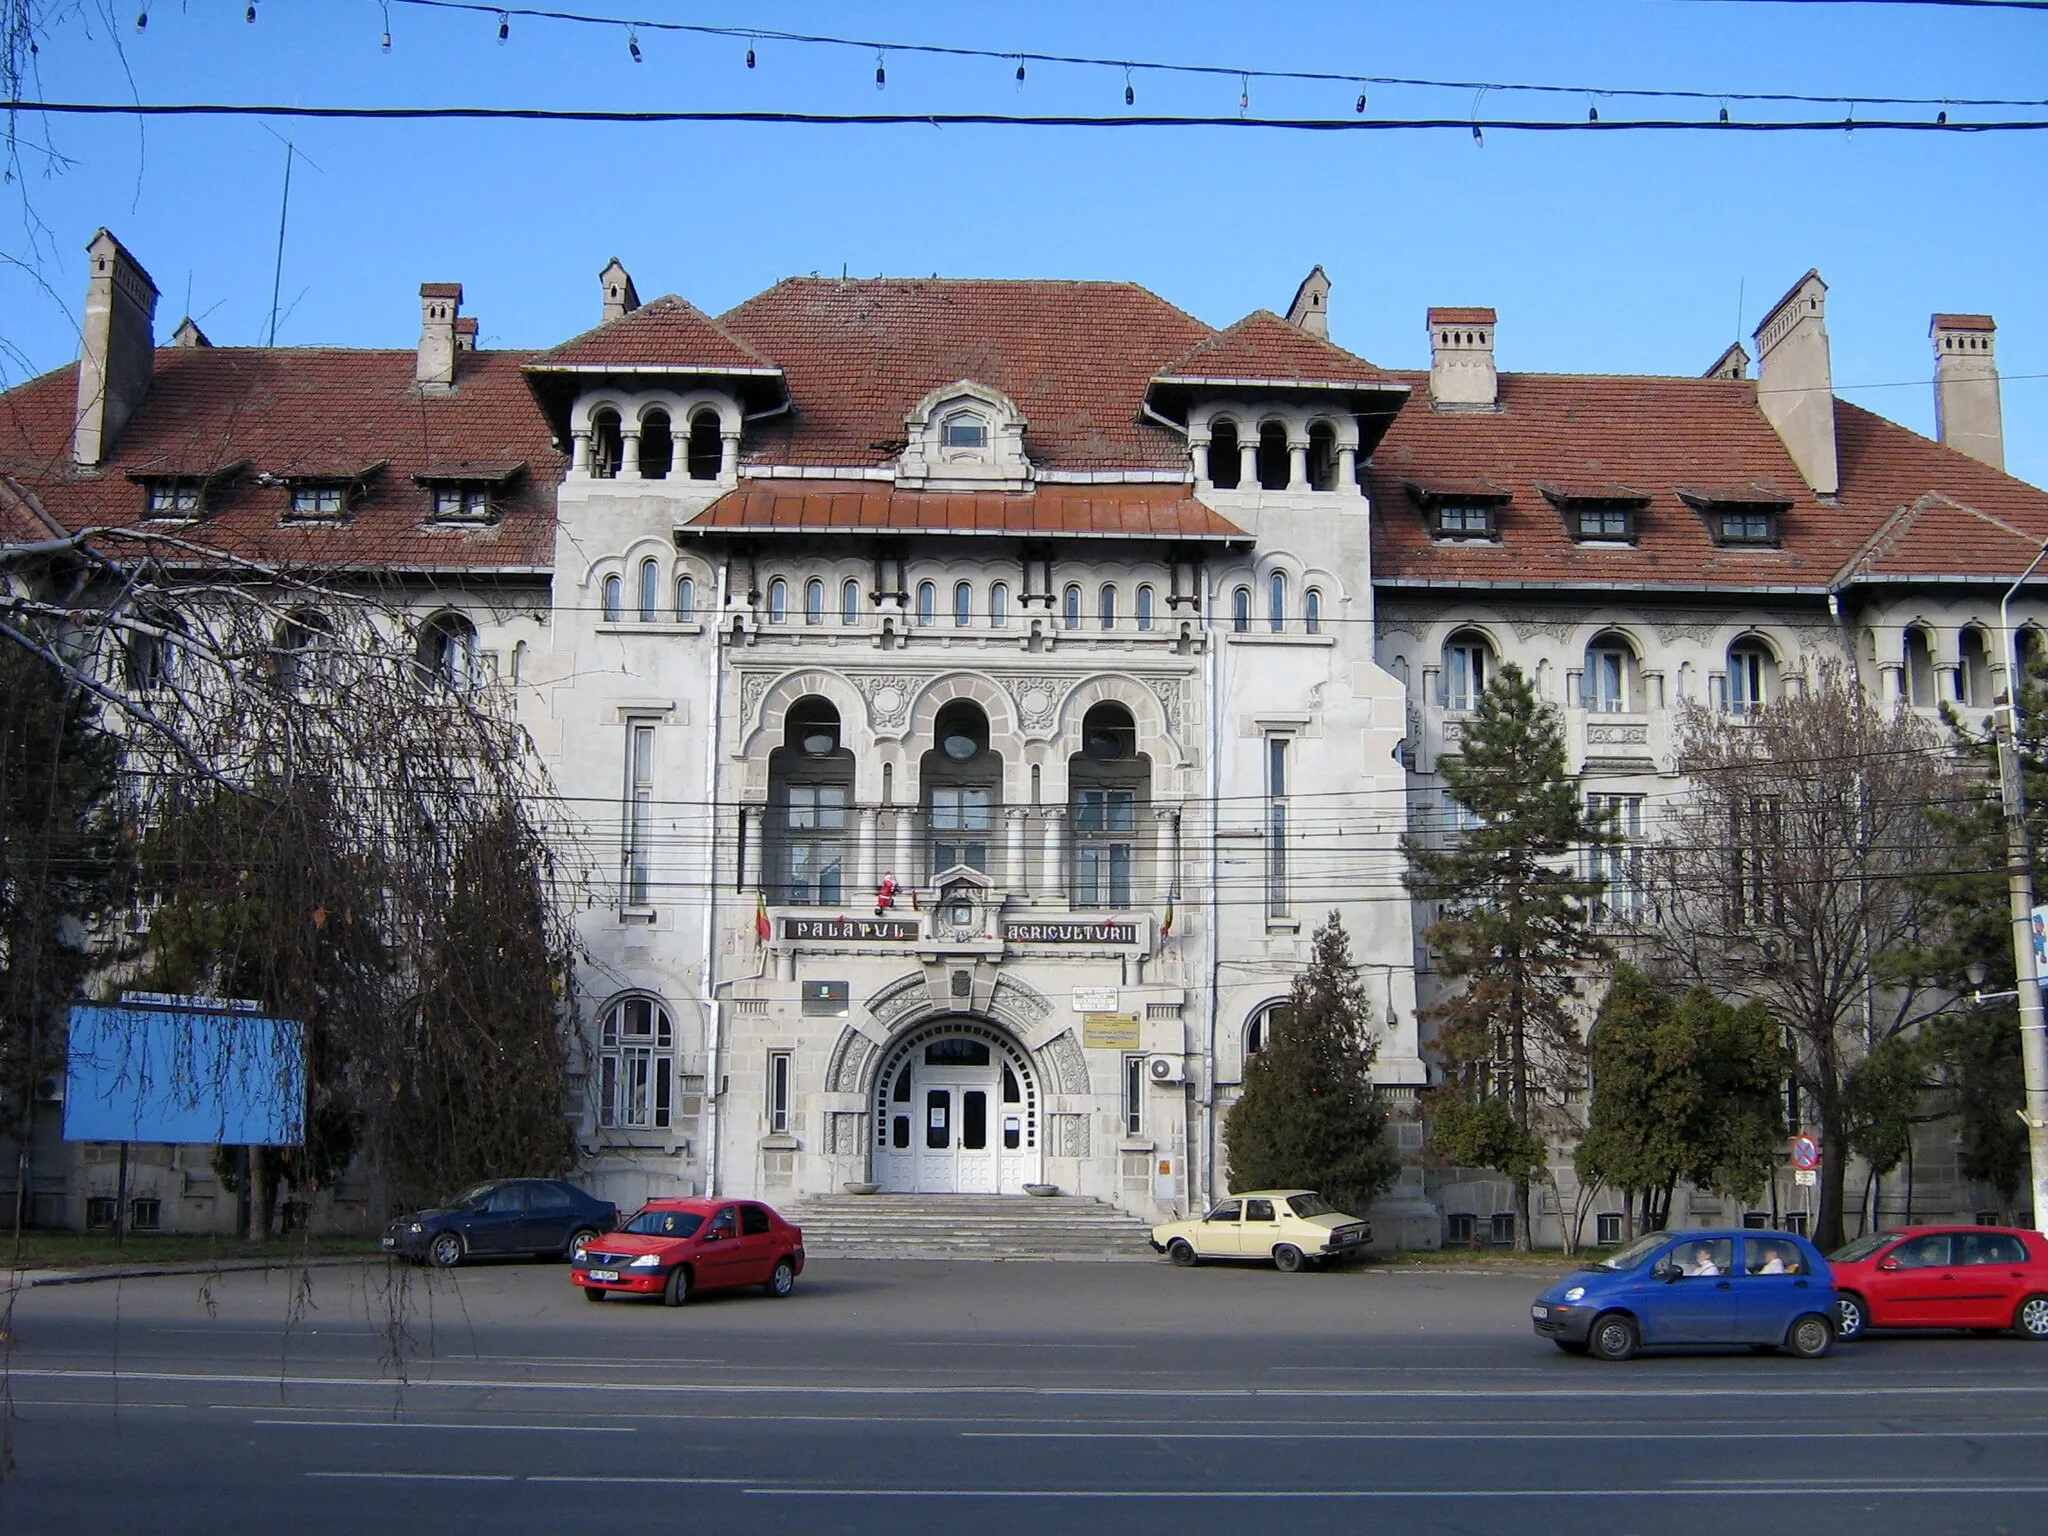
left=717, top=278, right=1213, bottom=473
left=0, top=347, right=560, bottom=570
left=527, top=295, right=777, bottom=373
left=682, top=481, right=1249, bottom=542
left=1153, top=309, right=1392, bottom=389
left=1428, top=307, right=1498, bottom=327
left=1931, top=313, right=1996, bottom=333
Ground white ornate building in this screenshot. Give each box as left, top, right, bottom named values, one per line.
left=4, top=236, right=2042, bottom=1241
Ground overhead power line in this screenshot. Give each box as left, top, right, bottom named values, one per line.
left=382, top=0, right=2048, bottom=111
left=7, top=102, right=2046, bottom=132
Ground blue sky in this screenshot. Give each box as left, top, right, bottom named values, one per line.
left=4, top=1, right=2044, bottom=484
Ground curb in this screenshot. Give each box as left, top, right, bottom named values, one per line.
left=16, top=1255, right=382, bottom=1288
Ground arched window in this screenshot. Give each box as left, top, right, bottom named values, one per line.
left=417, top=612, right=479, bottom=693
left=598, top=996, right=675, bottom=1130
left=1099, top=585, right=1117, bottom=631
left=1244, top=1001, right=1294, bottom=1064
left=674, top=573, right=695, bottom=623
left=954, top=581, right=973, bottom=628
left=916, top=581, right=936, bottom=626
left=1071, top=702, right=1148, bottom=909
left=1726, top=640, right=1777, bottom=717
left=638, top=409, right=673, bottom=480
left=766, top=578, right=788, bottom=624
left=1063, top=584, right=1082, bottom=630
left=841, top=578, right=861, bottom=625
left=1306, top=422, right=1336, bottom=491
left=941, top=410, right=988, bottom=451
left=1231, top=586, right=1251, bottom=633
left=637, top=558, right=661, bottom=623
left=770, top=697, right=852, bottom=906
left=1305, top=588, right=1322, bottom=635
left=989, top=582, right=1010, bottom=628
left=1958, top=627, right=1992, bottom=706
left=805, top=578, right=825, bottom=625
left=1904, top=626, right=1936, bottom=707
left=1584, top=631, right=1636, bottom=713
left=925, top=700, right=999, bottom=877
left=685, top=409, right=722, bottom=480
left=1268, top=571, right=1287, bottom=633
left=272, top=611, right=331, bottom=695
left=1443, top=629, right=1493, bottom=710
left=2017, top=626, right=2045, bottom=689
left=600, top=574, right=622, bottom=623
left=1256, top=423, right=1290, bottom=491
left=125, top=609, right=184, bottom=693
left=1136, top=585, right=1154, bottom=632
left=588, top=408, right=623, bottom=479
left=1207, top=420, right=1241, bottom=489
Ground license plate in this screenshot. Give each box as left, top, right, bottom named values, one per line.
left=1531, top=1304, right=1548, bottom=1319
left=588, top=1269, right=620, bottom=1283
left=380, top=1236, right=395, bottom=1249
left=1334, top=1230, right=1357, bottom=1244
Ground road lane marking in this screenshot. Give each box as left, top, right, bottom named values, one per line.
left=306, top=1472, right=517, bottom=1483
left=964, top=1429, right=2048, bottom=1441
left=528, top=1476, right=755, bottom=1485
left=747, top=1484, right=2048, bottom=1499
left=253, top=1419, right=636, bottom=1432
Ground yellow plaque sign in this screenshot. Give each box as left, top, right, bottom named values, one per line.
left=1081, top=1012, right=1142, bottom=1049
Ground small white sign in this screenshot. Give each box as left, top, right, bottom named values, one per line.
left=1072, top=987, right=1119, bottom=1013
left=1794, top=1169, right=1818, bottom=1187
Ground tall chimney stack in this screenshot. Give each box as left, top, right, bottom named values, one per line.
left=1286, top=266, right=1330, bottom=339
left=72, top=228, right=159, bottom=467
left=1752, top=270, right=1837, bottom=497
left=1930, top=314, right=2003, bottom=472
left=1427, top=307, right=1498, bottom=410
left=599, top=257, right=639, bottom=323
left=417, top=282, right=463, bottom=393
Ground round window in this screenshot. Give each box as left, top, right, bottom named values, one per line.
left=1085, top=728, right=1126, bottom=761
left=801, top=727, right=838, bottom=757
left=942, top=732, right=978, bottom=761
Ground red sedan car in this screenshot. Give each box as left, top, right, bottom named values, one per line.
left=1829, top=1225, right=2048, bottom=1341
left=572, top=1197, right=805, bottom=1306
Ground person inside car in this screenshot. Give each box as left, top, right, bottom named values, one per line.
left=1685, top=1243, right=1723, bottom=1276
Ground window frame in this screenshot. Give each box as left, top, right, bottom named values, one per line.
left=638, top=558, right=661, bottom=623
left=598, top=995, right=675, bottom=1131
left=1099, top=585, right=1117, bottom=631
left=1268, top=572, right=1287, bottom=633
left=1231, top=586, right=1251, bottom=634
left=286, top=483, right=346, bottom=520
left=768, top=1049, right=793, bottom=1135
left=1122, top=1053, right=1145, bottom=1137
left=805, top=578, right=825, bottom=626
left=1265, top=735, right=1291, bottom=919
left=1716, top=510, right=1778, bottom=547
left=1063, top=584, right=1082, bottom=631
left=766, top=577, right=789, bottom=625
left=674, top=573, right=695, bottom=622
left=624, top=720, right=656, bottom=908
left=989, top=582, right=1009, bottom=628
left=1433, top=503, right=1497, bottom=540
left=841, top=578, right=861, bottom=626
left=917, top=581, right=937, bottom=627
left=1135, top=585, right=1154, bottom=632
left=1443, top=634, right=1492, bottom=710
left=954, top=581, right=973, bottom=628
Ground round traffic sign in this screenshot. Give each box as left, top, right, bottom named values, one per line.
left=1790, top=1135, right=1821, bottom=1171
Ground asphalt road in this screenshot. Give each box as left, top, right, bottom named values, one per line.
left=5, top=1255, right=2048, bottom=1534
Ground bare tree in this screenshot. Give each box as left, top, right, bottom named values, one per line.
left=1652, top=664, right=1971, bottom=1250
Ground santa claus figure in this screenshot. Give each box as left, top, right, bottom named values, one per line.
left=874, top=872, right=898, bottom=917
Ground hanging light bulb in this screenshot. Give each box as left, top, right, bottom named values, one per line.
left=1587, top=105, right=1599, bottom=122
left=1471, top=123, right=1484, bottom=147
left=381, top=30, right=392, bottom=51
left=1355, top=91, right=1367, bottom=114
left=1718, top=105, right=1730, bottom=123
left=1124, top=69, right=1135, bottom=107
left=1937, top=109, right=1948, bottom=125
left=1016, top=59, right=1026, bottom=84
left=875, top=51, right=886, bottom=89
left=135, top=7, right=147, bottom=31
left=746, top=45, right=756, bottom=69
left=628, top=29, right=641, bottom=63
left=497, top=12, right=509, bottom=42
left=1239, top=75, right=1250, bottom=113
left=245, top=2, right=257, bottom=21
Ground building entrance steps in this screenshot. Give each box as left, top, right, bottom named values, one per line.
left=784, top=1193, right=1159, bottom=1261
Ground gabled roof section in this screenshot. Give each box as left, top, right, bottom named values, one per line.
left=1153, top=309, right=1393, bottom=390
left=526, top=294, right=780, bottom=374
left=1835, top=492, right=2047, bottom=585
left=680, top=481, right=1250, bottom=542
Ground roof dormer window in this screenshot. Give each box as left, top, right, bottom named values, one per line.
left=432, top=485, right=495, bottom=523
left=1718, top=511, right=1777, bottom=545
left=289, top=484, right=345, bottom=519
left=941, top=411, right=988, bottom=451
left=1434, top=503, right=1497, bottom=540
left=898, top=380, right=1030, bottom=488
left=146, top=481, right=202, bottom=518
left=1675, top=484, right=1791, bottom=550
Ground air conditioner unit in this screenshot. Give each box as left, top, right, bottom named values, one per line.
left=1147, top=1055, right=1188, bottom=1085
left=33, top=1075, right=64, bottom=1103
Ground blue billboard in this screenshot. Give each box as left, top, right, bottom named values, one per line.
left=63, top=995, right=305, bottom=1146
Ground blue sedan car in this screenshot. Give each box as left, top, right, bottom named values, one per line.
left=1531, top=1229, right=1838, bottom=1361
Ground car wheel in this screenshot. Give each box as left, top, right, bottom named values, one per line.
left=582, top=1286, right=607, bottom=1304
left=565, top=1228, right=599, bottom=1262
left=1167, top=1239, right=1198, bottom=1268
left=763, top=1258, right=797, bottom=1299
left=1787, top=1312, right=1835, bottom=1359
left=662, top=1265, right=692, bottom=1308
left=1553, top=1340, right=1589, bottom=1356
left=1835, top=1292, right=1867, bottom=1342
left=427, top=1231, right=464, bottom=1269
left=2016, top=1294, right=2048, bottom=1340
left=1272, top=1244, right=1305, bottom=1274
left=1589, top=1313, right=1638, bottom=1362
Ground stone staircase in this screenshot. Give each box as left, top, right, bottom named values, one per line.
left=786, top=1193, right=1160, bottom=1261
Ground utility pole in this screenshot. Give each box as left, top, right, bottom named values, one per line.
left=1996, top=543, right=2048, bottom=1238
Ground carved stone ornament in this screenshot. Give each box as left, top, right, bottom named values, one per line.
left=851, top=674, right=917, bottom=733
left=739, top=671, right=774, bottom=725
left=1149, top=677, right=1183, bottom=732
left=1584, top=723, right=1649, bottom=745
left=865, top=971, right=929, bottom=1027
left=989, top=975, right=1053, bottom=1027
left=1005, top=678, right=1062, bottom=733
left=826, top=1027, right=875, bottom=1094
left=1440, top=720, right=1466, bottom=742
left=828, top=1111, right=866, bottom=1156
left=1043, top=1028, right=1091, bottom=1094
left=1052, top=1112, right=1091, bottom=1158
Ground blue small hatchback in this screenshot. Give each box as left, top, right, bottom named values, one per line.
left=1531, top=1228, right=1839, bottom=1361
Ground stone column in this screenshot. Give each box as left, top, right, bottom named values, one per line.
left=720, top=429, right=742, bottom=483
left=1237, top=437, right=1255, bottom=491
left=1287, top=438, right=1309, bottom=490
left=1006, top=807, right=1032, bottom=897
left=1040, top=807, right=1067, bottom=902
left=1880, top=665, right=1905, bottom=705
left=570, top=430, right=592, bottom=475
left=1337, top=444, right=1358, bottom=490
left=855, top=806, right=880, bottom=896
left=1190, top=433, right=1212, bottom=492
left=1157, top=806, right=1182, bottom=907
left=893, top=804, right=918, bottom=888
left=620, top=428, right=643, bottom=480
left=1936, top=664, right=1962, bottom=705
left=739, top=804, right=763, bottom=891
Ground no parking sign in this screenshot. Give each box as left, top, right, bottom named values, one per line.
left=1790, top=1135, right=1821, bottom=1171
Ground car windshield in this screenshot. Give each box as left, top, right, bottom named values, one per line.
left=446, top=1182, right=496, bottom=1209
left=622, top=1209, right=704, bottom=1239
left=1829, top=1232, right=1900, bottom=1263
left=1593, top=1232, right=1670, bottom=1271
left=1287, top=1194, right=1336, bottom=1218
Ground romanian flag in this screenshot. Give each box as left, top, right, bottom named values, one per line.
left=754, top=889, right=771, bottom=945
left=1160, top=896, right=1174, bottom=940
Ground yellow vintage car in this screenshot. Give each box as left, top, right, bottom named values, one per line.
left=1151, top=1189, right=1372, bottom=1272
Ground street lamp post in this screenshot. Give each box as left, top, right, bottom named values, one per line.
left=1994, top=542, right=2048, bottom=1237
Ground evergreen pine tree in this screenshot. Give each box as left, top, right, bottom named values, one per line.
left=1402, top=662, right=1614, bottom=1249
left=1224, top=912, right=1398, bottom=1215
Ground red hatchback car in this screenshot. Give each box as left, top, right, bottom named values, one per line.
left=1829, top=1226, right=2048, bottom=1342
left=572, top=1197, right=805, bottom=1306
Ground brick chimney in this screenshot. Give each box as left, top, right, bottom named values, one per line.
left=1703, top=341, right=1749, bottom=381
left=1286, top=265, right=1330, bottom=339
left=1752, top=270, right=1837, bottom=496
left=455, top=315, right=479, bottom=353
left=72, top=228, right=159, bottom=467
left=600, top=257, right=639, bottom=323
left=1930, top=313, right=2002, bottom=471
left=1427, top=307, right=1498, bottom=410
left=417, top=282, right=462, bottom=393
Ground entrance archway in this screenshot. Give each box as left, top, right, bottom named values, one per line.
left=871, top=1018, right=1041, bottom=1193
